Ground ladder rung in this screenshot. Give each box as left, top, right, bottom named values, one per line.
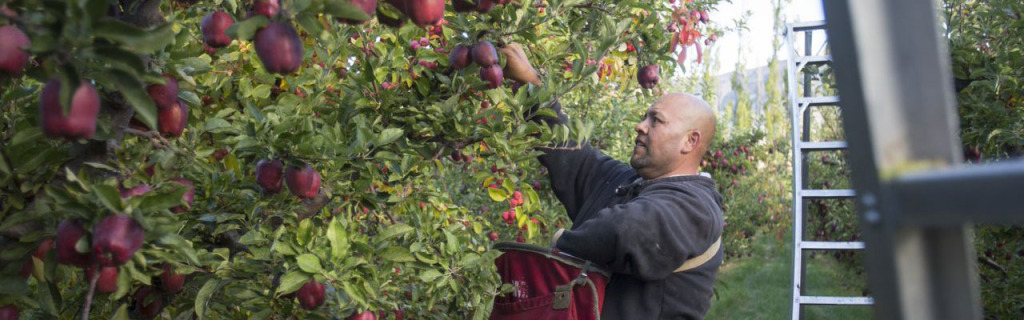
left=801, top=141, right=848, bottom=151
left=799, top=296, right=874, bottom=305
left=791, top=20, right=828, bottom=31
left=798, top=55, right=832, bottom=65
left=798, top=96, right=840, bottom=107
left=802, top=189, right=856, bottom=198
left=801, top=241, right=865, bottom=250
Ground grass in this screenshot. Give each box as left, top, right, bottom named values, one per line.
left=706, top=231, right=873, bottom=319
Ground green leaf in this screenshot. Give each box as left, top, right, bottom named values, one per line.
left=327, top=218, right=349, bottom=262
left=9, top=127, right=43, bottom=147
left=110, top=69, right=158, bottom=130
left=195, top=279, right=220, bottom=320
left=0, top=277, right=29, bottom=295
left=251, top=84, right=272, bottom=99
left=226, top=16, right=269, bottom=41
left=94, top=46, right=147, bottom=78
left=276, top=271, right=311, bottom=296
left=251, top=308, right=273, bottom=320
left=380, top=247, right=415, bottom=262
left=179, top=91, right=201, bottom=108
left=110, top=303, right=130, bottom=320
left=375, top=128, right=404, bottom=145
left=296, top=218, right=313, bottom=246
left=419, top=269, right=443, bottom=282
left=93, top=20, right=175, bottom=53
left=527, top=220, right=538, bottom=239
left=488, top=187, right=509, bottom=202
left=296, top=254, right=322, bottom=273
left=377, top=224, right=414, bottom=241
left=111, top=265, right=131, bottom=300
left=177, top=56, right=213, bottom=74
left=295, top=12, right=323, bottom=36
left=324, top=0, right=372, bottom=22
left=93, top=184, right=124, bottom=213
left=202, top=118, right=231, bottom=133
left=341, top=280, right=368, bottom=306
left=138, top=187, right=188, bottom=212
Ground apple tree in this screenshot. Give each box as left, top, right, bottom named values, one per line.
left=0, top=0, right=723, bottom=319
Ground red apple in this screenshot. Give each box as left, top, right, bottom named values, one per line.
left=255, top=159, right=284, bottom=195
left=338, top=0, right=378, bottom=24
left=637, top=65, right=659, bottom=89
left=86, top=264, right=120, bottom=294
left=401, top=0, right=445, bottom=26
left=488, top=232, right=499, bottom=241
left=39, top=78, right=101, bottom=140
left=297, top=279, right=326, bottom=310
left=448, top=44, right=470, bottom=70
left=157, top=99, right=188, bottom=138
left=56, top=219, right=91, bottom=267
left=146, top=74, right=179, bottom=110
left=92, top=215, right=145, bottom=266
left=19, top=238, right=54, bottom=278
left=120, top=184, right=152, bottom=198
left=201, top=11, right=234, bottom=48
left=0, top=26, right=31, bottom=77
left=479, top=65, right=503, bottom=89
left=160, top=264, right=187, bottom=293
left=0, top=305, right=18, bottom=320
left=133, top=287, right=163, bottom=319
left=254, top=22, right=304, bottom=75
left=349, top=311, right=377, bottom=320
left=285, top=164, right=321, bottom=199
left=247, top=0, right=280, bottom=18
left=169, top=177, right=194, bottom=213
left=471, top=41, right=498, bottom=66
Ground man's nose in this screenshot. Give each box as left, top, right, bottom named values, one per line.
left=635, top=119, right=647, bottom=135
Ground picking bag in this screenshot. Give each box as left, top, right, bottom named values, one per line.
left=490, top=242, right=611, bottom=320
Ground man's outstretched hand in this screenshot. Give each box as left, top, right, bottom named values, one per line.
left=500, top=42, right=542, bottom=86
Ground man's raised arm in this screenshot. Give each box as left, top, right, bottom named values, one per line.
left=501, top=43, right=634, bottom=221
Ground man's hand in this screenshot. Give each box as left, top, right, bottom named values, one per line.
left=500, top=42, right=542, bottom=86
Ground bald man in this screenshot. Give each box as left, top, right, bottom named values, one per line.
left=503, top=44, right=724, bottom=319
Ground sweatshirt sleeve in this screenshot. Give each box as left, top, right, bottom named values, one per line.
left=537, top=145, right=634, bottom=221
left=554, top=185, right=722, bottom=281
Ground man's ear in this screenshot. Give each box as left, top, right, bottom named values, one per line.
left=681, top=130, right=701, bottom=154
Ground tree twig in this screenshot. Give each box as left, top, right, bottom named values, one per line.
left=81, top=266, right=100, bottom=320
left=978, top=256, right=1009, bottom=278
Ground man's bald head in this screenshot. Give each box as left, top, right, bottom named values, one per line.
left=630, top=93, right=716, bottom=179
left=660, top=93, right=716, bottom=154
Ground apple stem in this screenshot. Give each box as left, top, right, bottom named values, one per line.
left=82, top=266, right=99, bottom=320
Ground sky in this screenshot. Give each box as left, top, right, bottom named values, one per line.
left=705, top=0, right=826, bottom=74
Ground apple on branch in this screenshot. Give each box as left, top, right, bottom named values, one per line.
left=201, top=11, right=234, bottom=48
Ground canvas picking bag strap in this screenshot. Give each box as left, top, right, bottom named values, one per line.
left=674, top=236, right=721, bottom=273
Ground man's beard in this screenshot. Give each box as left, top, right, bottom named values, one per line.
left=630, top=149, right=649, bottom=170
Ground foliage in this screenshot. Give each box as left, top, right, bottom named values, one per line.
left=0, top=0, right=727, bottom=319
left=944, top=1, right=1024, bottom=317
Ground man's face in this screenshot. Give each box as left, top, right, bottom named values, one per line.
left=630, top=102, right=686, bottom=178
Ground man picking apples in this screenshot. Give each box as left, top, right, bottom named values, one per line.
left=502, top=44, right=724, bottom=320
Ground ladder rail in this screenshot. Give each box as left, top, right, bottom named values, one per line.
left=788, top=20, right=873, bottom=320
left=786, top=22, right=805, bottom=320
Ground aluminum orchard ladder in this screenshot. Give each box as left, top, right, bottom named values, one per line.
left=791, top=0, right=1024, bottom=318
left=786, top=20, right=873, bottom=320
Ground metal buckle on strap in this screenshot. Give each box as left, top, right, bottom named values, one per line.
left=553, top=284, right=572, bottom=310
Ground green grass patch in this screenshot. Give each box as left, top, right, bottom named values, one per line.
left=706, top=231, right=873, bottom=319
